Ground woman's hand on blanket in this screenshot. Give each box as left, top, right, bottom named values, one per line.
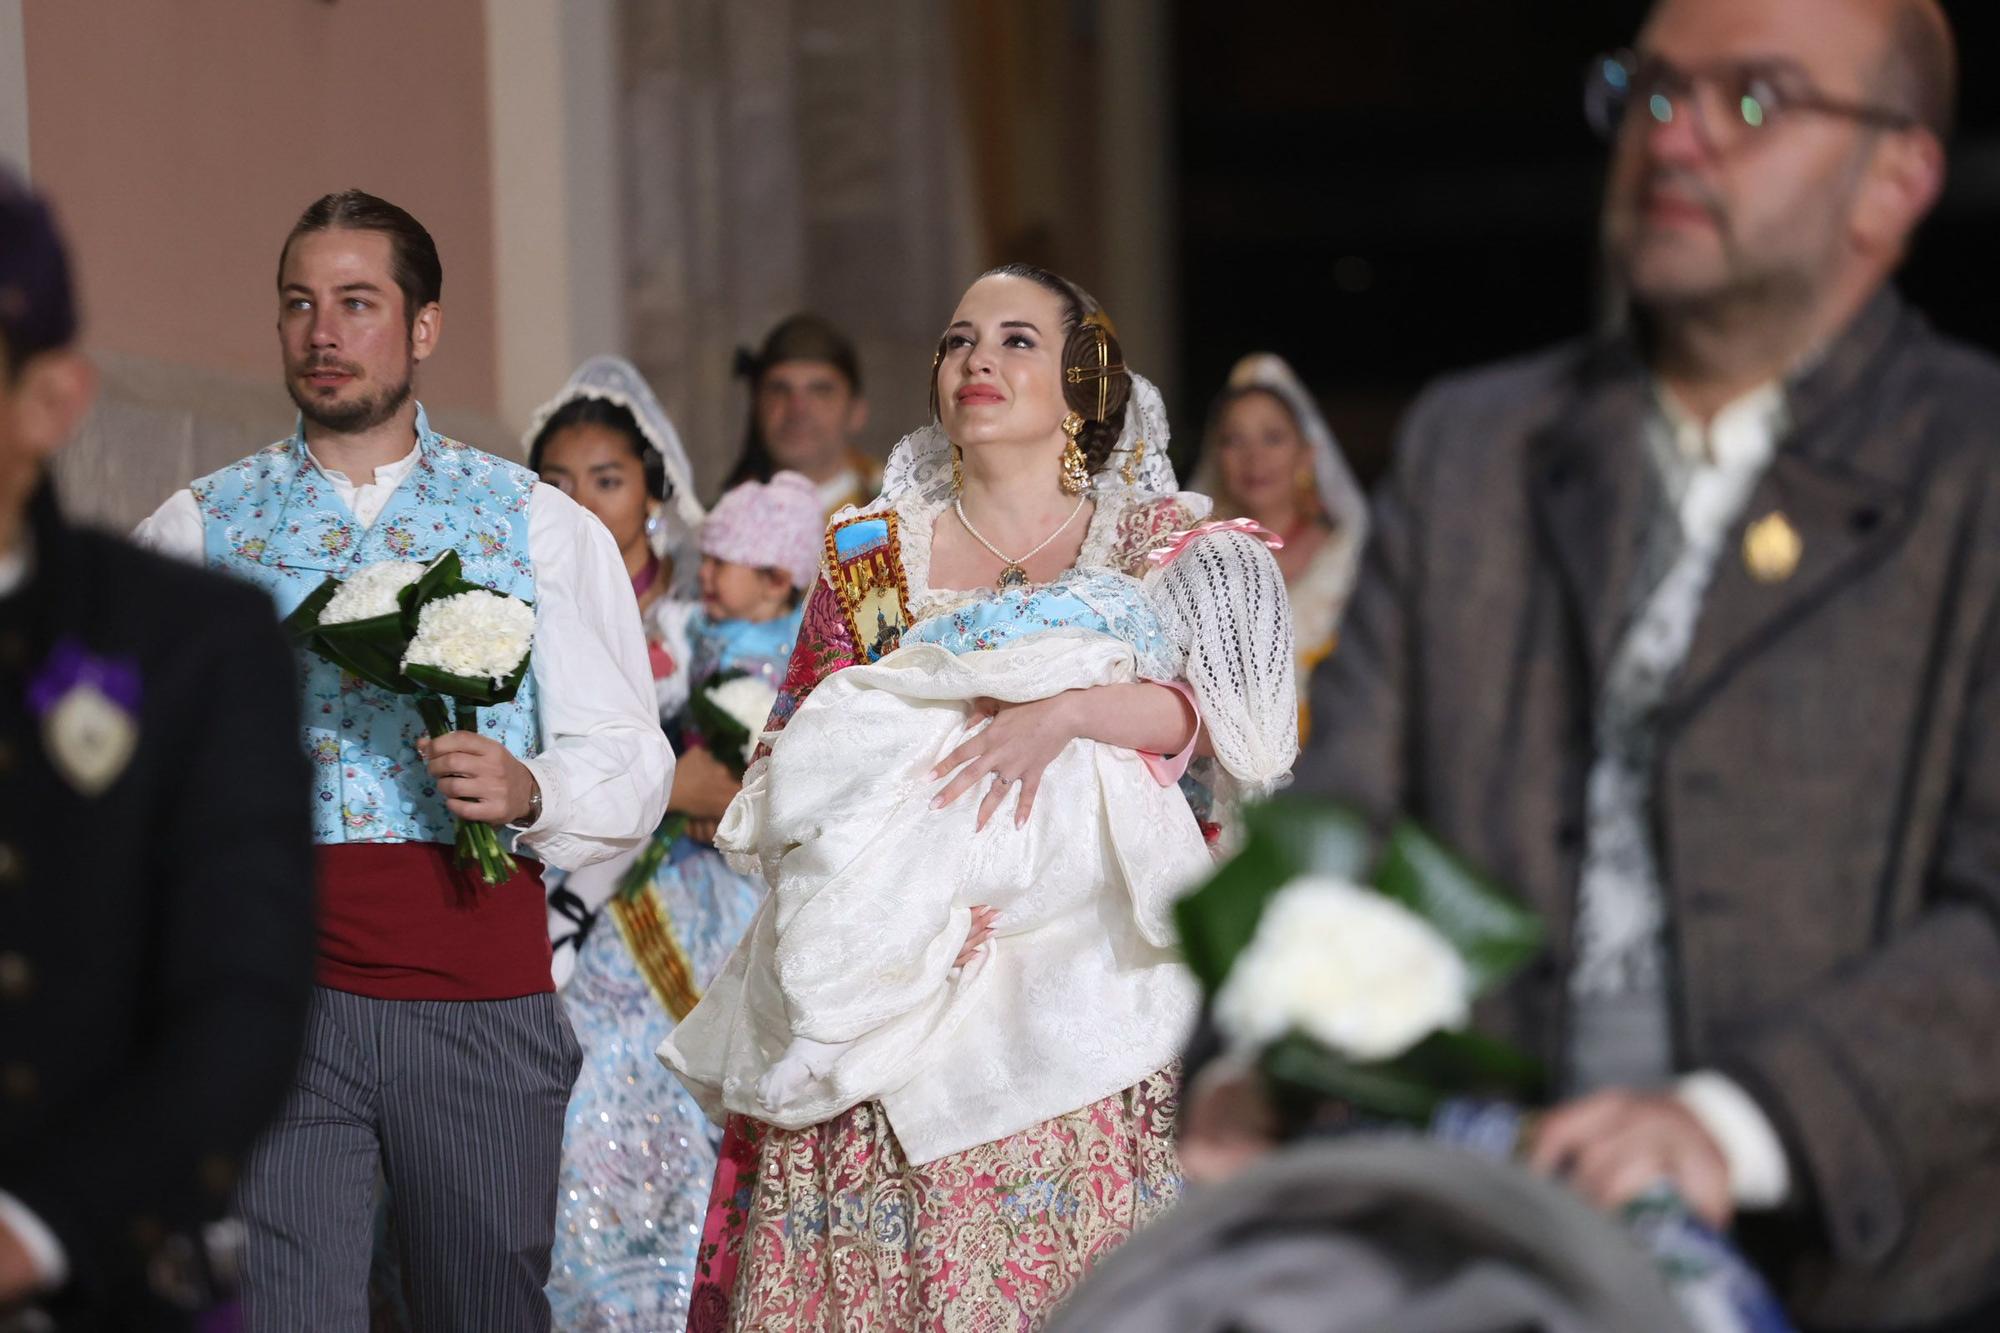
left=956, top=905, right=999, bottom=967
left=929, top=692, right=1083, bottom=829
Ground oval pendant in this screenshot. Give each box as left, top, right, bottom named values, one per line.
left=996, top=563, right=1029, bottom=590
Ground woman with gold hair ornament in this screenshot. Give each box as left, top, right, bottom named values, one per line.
left=659, top=264, right=1299, bottom=1330
left=1191, top=353, right=1370, bottom=739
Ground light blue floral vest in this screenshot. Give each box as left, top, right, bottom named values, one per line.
left=193, top=405, right=541, bottom=846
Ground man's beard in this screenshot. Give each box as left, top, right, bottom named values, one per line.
left=288, top=360, right=415, bottom=434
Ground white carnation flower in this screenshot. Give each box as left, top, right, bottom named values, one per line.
left=402, top=590, right=536, bottom=685
left=1215, top=874, right=1471, bottom=1063
left=321, top=560, right=425, bottom=624
left=707, top=675, right=780, bottom=765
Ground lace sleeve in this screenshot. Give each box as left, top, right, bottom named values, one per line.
left=1144, top=528, right=1299, bottom=795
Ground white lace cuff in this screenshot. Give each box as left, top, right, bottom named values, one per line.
left=1676, top=1070, right=1793, bottom=1209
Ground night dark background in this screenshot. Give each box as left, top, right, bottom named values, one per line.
left=1172, top=0, right=2000, bottom=483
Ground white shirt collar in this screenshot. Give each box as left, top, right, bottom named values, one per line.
left=304, top=440, right=421, bottom=490
left=815, top=464, right=860, bottom=514
left=1653, top=381, right=1788, bottom=472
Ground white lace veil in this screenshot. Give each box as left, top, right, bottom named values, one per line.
left=523, top=355, right=706, bottom=595
left=1191, top=353, right=1370, bottom=569
left=878, top=370, right=1181, bottom=506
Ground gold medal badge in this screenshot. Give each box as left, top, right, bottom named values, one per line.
left=1743, top=511, right=1803, bottom=584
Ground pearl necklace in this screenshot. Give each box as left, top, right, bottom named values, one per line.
left=953, top=493, right=1088, bottom=590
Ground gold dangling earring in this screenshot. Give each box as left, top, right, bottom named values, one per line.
left=1121, top=436, right=1146, bottom=486
left=951, top=443, right=964, bottom=494
left=1060, top=412, right=1090, bottom=495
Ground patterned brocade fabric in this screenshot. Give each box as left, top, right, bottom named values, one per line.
left=689, top=1069, right=1182, bottom=1333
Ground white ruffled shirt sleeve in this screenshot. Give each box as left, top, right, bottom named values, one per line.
left=132, top=488, right=204, bottom=559
left=514, top=483, right=674, bottom=868
left=133, top=460, right=671, bottom=869
left=1144, top=527, right=1300, bottom=793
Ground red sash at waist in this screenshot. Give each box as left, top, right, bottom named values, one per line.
left=315, top=842, right=553, bottom=1001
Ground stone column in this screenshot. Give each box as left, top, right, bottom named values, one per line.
left=620, top=0, right=978, bottom=500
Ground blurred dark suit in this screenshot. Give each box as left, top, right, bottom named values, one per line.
left=0, top=483, right=314, bottom=1330
left=1297, top=290, right=2000, bottom=1330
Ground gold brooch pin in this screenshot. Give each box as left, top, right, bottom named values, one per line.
left=1743, top=511, right=1803, bottom=584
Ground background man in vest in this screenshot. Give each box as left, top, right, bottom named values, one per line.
left=135, top=190, right=672, bottom=1331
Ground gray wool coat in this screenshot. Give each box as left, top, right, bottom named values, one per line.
left=1296, top=289, right=2000, bottom=1330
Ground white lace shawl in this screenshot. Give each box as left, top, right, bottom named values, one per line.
left=1189, top=353, right=1368, bottom=667
left=522, top=355, right=706, bottom=597
left=851, top=456, right=1298, bottom=798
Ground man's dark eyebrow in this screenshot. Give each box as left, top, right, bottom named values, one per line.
left=279, top=281, right=388, bottom=296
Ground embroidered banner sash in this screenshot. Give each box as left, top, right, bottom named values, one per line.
left=825, top=511, right=911, bottom=663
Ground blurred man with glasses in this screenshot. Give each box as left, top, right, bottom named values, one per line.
left=1297, top=1, right=2000, bottom=1327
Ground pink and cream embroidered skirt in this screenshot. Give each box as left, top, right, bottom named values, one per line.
left=687, top=1066, right=1182, bottom=1332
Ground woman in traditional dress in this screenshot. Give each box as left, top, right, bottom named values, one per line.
left=526, top=360, right=810, bottom=1332
left=529, top=355, right=707, bottom=720
left=1190, top=353, right=1369, bottom=738
left=664, top=264, right=1299, bottom=1331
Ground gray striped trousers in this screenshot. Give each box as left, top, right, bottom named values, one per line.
left=235, top=986, right=582, bottom=1332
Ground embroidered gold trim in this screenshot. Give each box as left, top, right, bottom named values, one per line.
left=823, top=511, right=912, bottom=662
left=609, top=883, right=704, bottom=1022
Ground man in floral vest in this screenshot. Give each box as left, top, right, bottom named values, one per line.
left=136, top=191, right=673, bottom=1331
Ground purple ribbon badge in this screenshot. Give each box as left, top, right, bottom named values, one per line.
left=28, top=636, right=142, bottom=796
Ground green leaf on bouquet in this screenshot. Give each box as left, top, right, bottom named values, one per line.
left=1375, top=822, right=1542, bottom=995
left=1261, top=1030, right=1444, bottom=1123
left=686, top=670, right=757, bottom=779
left=401, top=655, right=532, bottom=709
left=1174, top=797, right=1373, bottom=992
left=1392, top=1028, right=1543, bottom=1099
left=281, top=576, right=341, bottom=643
left=1260, top=1027, right=1544, bottom=1126
left=403, top=549, right=471, bottom=627
left=283, top=574, right=415, bottom=695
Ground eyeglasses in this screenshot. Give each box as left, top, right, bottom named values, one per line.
left=1584, top=49, right=1918, bottom=154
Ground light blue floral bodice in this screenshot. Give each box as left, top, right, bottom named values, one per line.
left=194, top=405, right=540, bottom=847
left=902, top=570, right=1180, bottom=682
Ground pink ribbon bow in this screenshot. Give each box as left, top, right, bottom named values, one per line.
left=1145, top=517, right=1285, bottom=568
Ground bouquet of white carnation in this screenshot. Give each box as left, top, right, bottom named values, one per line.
left=285, top=550, right=536, bottom=885
left=1178, top=804, right=1796, bottom=1333
left=690, top=672, right=780, bottom=773
left=611, top=671, right=777, bottom=908
left=1178, top=798, right=1541, bottom=1124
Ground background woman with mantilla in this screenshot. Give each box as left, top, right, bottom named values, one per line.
left=1190, top=353, right=1368, bottom=741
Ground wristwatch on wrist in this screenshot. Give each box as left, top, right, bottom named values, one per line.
left=524, top=783, right=544, bottom=826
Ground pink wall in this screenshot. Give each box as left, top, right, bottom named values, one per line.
left=23, top=0, right=499, bottom=415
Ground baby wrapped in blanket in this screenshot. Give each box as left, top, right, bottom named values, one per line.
left=660, top=520, right=1295, bottom=1165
